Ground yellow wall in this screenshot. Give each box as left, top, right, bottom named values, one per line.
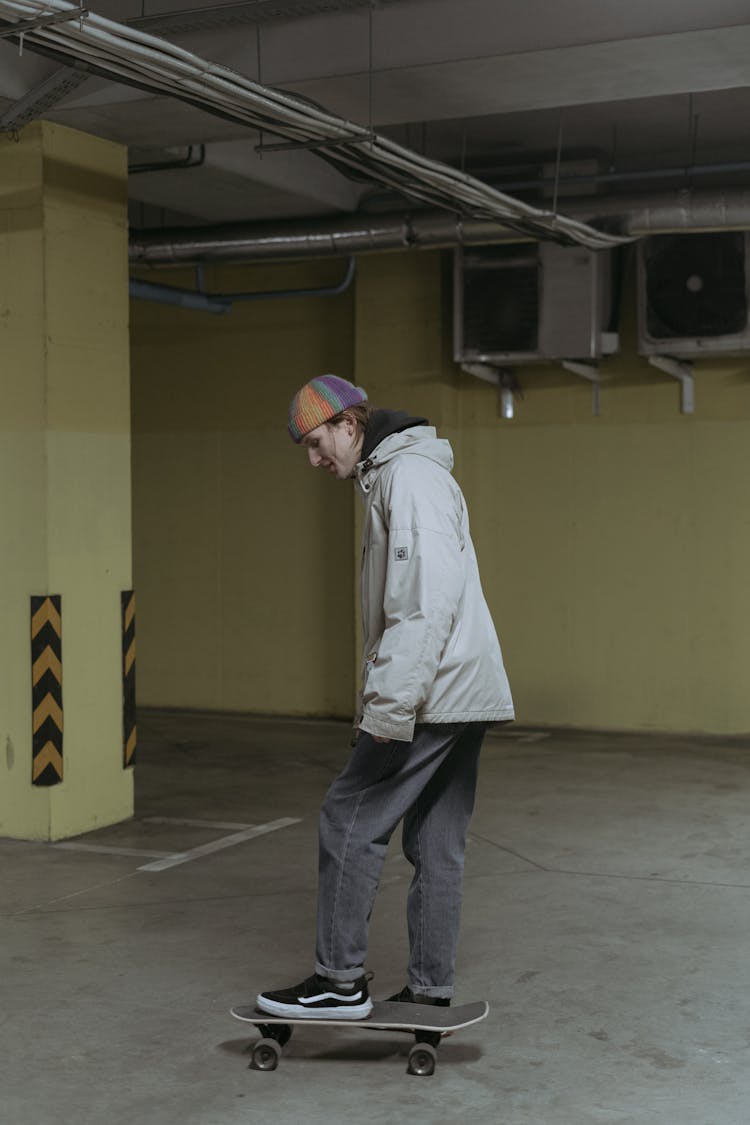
left=131, top=247, right=750, bottom=735
left=130, top=258, right=355, bottom=715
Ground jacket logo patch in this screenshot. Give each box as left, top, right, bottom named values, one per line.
left=394, top=546, right=409, bottom=561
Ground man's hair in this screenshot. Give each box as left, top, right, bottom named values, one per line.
left=328, top=402, right=373, bottom=434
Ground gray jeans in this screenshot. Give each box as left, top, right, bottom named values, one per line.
left=315, top=722, right=486, bottom=998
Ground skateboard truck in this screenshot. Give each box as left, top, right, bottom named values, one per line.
left=232, top=999, right=489, bottom=1077
left=252, top=1022, right=439, bottom=1076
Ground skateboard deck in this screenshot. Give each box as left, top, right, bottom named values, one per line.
left=231, top=999, right=488, bottom=1076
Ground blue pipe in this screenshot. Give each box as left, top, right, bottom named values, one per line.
left=129, top=279, right=230, bottom=314
left=129, top=256, right=356, bottom=314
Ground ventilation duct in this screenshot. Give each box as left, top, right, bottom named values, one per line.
left=128, top=213, right=518, bottom=264
left=129, top=190, right=750, bottom=265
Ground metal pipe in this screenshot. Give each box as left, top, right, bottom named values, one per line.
left=129, top=214, right=417, bottom=264
left=129, top=144, right=206, bottom=175
left=129, top=189, right=750, bottom=265
left=128, top=213, right=524, bottom=265
left=211, top=255, right=355, bottom=300
left=611, top=190, right=750, bottom=235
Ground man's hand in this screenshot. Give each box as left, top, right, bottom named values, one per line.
left=371, top=735, right=392, bottom=744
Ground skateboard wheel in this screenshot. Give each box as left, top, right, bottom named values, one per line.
left=407, top=1042, right=437, bottom=1077
left=252, top=1038, right=282, bottom=1071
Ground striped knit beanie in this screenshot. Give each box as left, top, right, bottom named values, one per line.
left=287, top=374, right=368, bottom=443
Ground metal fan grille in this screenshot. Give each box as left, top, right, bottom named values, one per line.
left=645, top=232, right=747, bottom=340
left=461, top=246, right=539, bottom=356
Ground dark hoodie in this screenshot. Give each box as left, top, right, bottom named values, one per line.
left=361, top=408, right=429, bottom=462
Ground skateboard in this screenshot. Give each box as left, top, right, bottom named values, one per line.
left=230, top=998, right=489, bottom=1076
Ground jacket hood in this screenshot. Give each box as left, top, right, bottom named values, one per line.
left=361, top=408, right=429, bottom=460
left=356, top=411, right=454, bottom=489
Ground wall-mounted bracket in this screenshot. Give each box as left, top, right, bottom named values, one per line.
left=647, top=356, right=695, bottom=414
left=461, top=362, right=500, bottom=386
left=562, top=359, right=603, bottom=417
left=461, top=363, right=518, bottom=420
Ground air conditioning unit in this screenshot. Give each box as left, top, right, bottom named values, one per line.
left=453, top=242, right=618, bottom=365
left=638, top=231, right=750, bottom=356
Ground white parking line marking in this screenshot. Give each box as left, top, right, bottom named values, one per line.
left=142, top=817, right=254, bottom=830
left=137, top=817, right=301, bottom=872
left=54, top=843, right=174, bottom=859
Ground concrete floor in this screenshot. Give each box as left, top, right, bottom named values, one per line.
left=3, top=712, right=750, bottom=1125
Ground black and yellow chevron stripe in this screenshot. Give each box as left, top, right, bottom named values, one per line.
left=122, top=590, right=136, bottom=768
left=31, top=595, right=63, bottom=786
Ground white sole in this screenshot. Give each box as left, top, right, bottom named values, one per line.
left=255, top=997, right=373, bottom=1020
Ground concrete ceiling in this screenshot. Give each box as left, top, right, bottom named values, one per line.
left=2, top=0, right=750, bottom=230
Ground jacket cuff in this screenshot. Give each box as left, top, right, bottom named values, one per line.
left=359, top=712, right=415, bottom=743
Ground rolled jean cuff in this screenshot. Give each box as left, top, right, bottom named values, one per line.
left=315, top=961, right=366, bottom=984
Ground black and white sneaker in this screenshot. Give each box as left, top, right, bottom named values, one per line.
left=256, top=973, right=373, bottom=1019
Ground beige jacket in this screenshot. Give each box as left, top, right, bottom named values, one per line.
left=355, top=426, right=514, bottom=742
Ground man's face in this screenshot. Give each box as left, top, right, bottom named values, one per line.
left=302, top=419, right=361, bottom=479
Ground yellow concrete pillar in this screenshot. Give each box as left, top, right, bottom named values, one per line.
left=0, top=122, right=133, bottom=840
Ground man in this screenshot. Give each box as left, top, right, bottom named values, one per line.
left=257, top=374, right=513, bottom=1018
